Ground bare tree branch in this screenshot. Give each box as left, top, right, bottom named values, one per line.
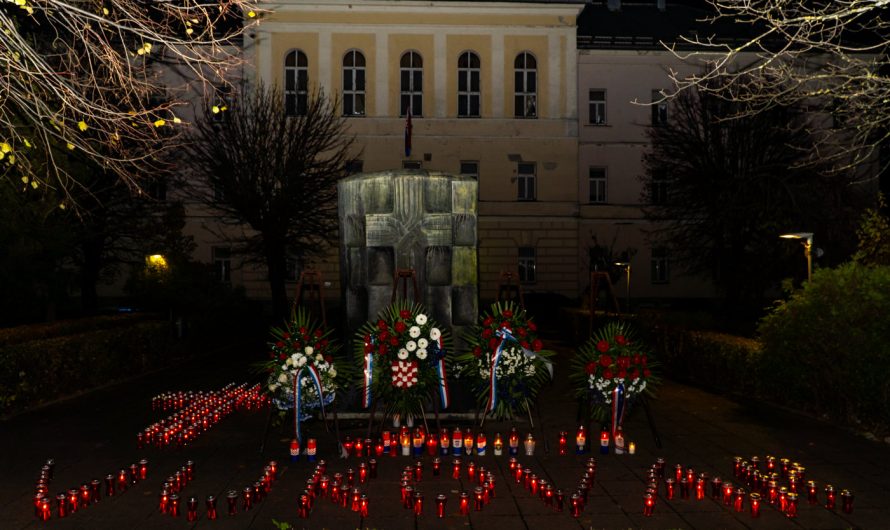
left=0, top=0, right=261, bottom=205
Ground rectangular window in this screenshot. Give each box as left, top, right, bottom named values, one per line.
left=212, top=247, right=232, bottom=283
left=651, top=248, right=670, bottom=284
left=403, top=160, right=422, bottom=170
left=589, top=90, right=606, bottom=125
left=518, top=247, right=536, bottom=283
left=588, top=167, right=607, bottom=203
left=651, top=90, right=668, bottom=126
left=346, top=160, right=364, bottom=175
left=517, top=162, right=536, bottom=201
left=649, top=171, right=668, bottom=205
left=459, top=161, right=479, bottom=179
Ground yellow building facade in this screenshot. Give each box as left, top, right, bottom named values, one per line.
left=241, top=0, right=584, bottom=302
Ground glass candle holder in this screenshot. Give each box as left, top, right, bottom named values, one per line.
left=432, top=457, right=440, bottom=477
left=339, top=484, right=350, bottom=508
left=242, top=486, right=253, bottom=511
left=643, top=493, right=655, bottom=516
left=556, top=489, right=565, bottom=512
left=768, top=480, right=779, bottom=505
left=436, top=493, right=447, bottom=518
left=452, top=458, right=462, bottom=480
left=824, top=484, right=836, bottom=510
left=655, top=457, right=665, bottom=478
left=187, top=496, right=198, bottom=521
left=105, top=474, right=115, bottom=497
left=413, top=491, right=424, bottom=516
left=785, top=492, right=798, bottom=518
left=467, top=461, right=476, bottom=482
left=524, top=434, right=535, bottom=456
left=733, top=487, right=746, bottom=512
left=56, top=493, right=67, bottom=518
left=664, top=477, right=676, bottom=500
left=169, top=494, right=181, bottom=517
left=733, top=456, right=743, bottom=477
left=38, top=497, right=51, bottom=521
left=537, top=479, right=548, bottom=500
left=544, top=484, right=554, bottom=506
left=749, top=492, right=761, bottom=518
left=509, top=428, right=520, bottom=456
left=452, top=428, right=463, bottom=456
left=710, top=476, right=722, bottom=500
left=508, top=457, right=517, bottom=472
left=571, top=493, right=582, bottom=518
left=679, top=477, right=690, bottom=499
left=352, top=488, right=361, bottom=512
left=79, top=484, right=90, bottom=508
left=722, top=482, right=734, bottom=506
left=675, top=463, right=684, bottom=483
left=226, top=490, right=238, bottom=516
left=474, top=486, right=484, bottom=511
left=206, top=495, right=217, bottom=520
left=67, top=489, right=78, bottom=514
left=464, top=431, right=474, bottom=456
left=695, top=477, right=706, bottom=500
left=403, top=486, right=414, bottom=510
left=346, top=468, right=356, bottom=488
left=841, top=489, right=854, bottom=514
left=459, top=491, right=470, bottom=515
left=360, top=494, right=369, bottom=517
left=807, top=480, right=818, bottom=504
left=298, top=493, right=309, bottom=518
left=530, top=474, right=539, bottom=495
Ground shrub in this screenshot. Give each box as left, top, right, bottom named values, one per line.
left=757, top=263, right=890, bottom=430
left=0, top=320, right=173, bottom=416
left=0, top=313, right=153, bottom=347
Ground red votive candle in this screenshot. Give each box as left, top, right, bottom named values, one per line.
left=90, top=478, right=101, bottom=503
left=571, top=493, right=581, bottom=517
left=346, top=468, right=355, bottom=487
left=733, top=456, right=743, bottom=477
left=474, top=486, right=484, bottom=511
left=66, top=489, right=78, bottom=514
left=375, top=440, right=384, bottom=457
left=414, top=461, right=423, bottom=482
left=436, top=493, right=447, bottom=517
left=679, top=477, right=690, bottom=499
left=360, top=494, right=369, bottom=517
left=556, top=489, right=565, bottom=511
left=665, top=477, right=676, bottom=500
left=749, top=492, right=761, bottom=518
left=56, top=493, right=67, bottom=518
left=459, top=491, right=470, bottom=515
left=467, top=461, right=476, bottom=482
left=453, top=458, right=462, bottom=480
left=695, top=477, right=706, bottom=500
left=785, top=492, right=798, bottom=518
left=825, top=484, right=836, bottom=509
left=339, top=484, right=350, bottom=508
left=169, top=494, right=180, bottom=517
left=79, top=484, right=90, bottom=508
left=403, top=485, right=414, bottom=509
left=733, top=487, right=746, bottom=512
left=298, top=493, right=309, bottom=518
left=710, top=476, right=722, bottom=499
left=778, top=487, right=789, bottom=512
left=187, top=496, right=198, bottom=521
left=413, top=491, right=424, bottom=516
left=675, top=463, right=683, bottom=483
left=530, top=474, right=539, bottom=495
left=242, top=486, right=253, bottom=511
left=841, top=489, right=854, bottom=514
left=38, top=496, right=51, bottom=521
left=722, top=482, right=734, bottom=505
left=359, top=463, right=368, bottom=484
left=544, top=484, right=554, bottom=506
left=159, top=489, right=170, bottom=513
left=206, top=495, right=217, bottom=520
left=807, top=480, right=818, bottom=504
left=226, top=490, right=237, bottom=515
left=352, top=488, right=361, bottom=512
left=643, top=493, right=654, bottom=516
left=432, top=457, right=441, bottom=476
left=427, top=436, right=438, bottom=456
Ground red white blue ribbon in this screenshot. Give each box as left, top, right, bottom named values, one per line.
left=488, top=327, right=515, bottom=412
left=293, top=365, right=326, bottom=445
left=362, top=352, right=373, bottom=408
left=611, top=382, right=626, bottom=436
left=435, top=337, right=449, bottom=409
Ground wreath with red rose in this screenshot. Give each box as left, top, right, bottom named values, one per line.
left=354, top=302, right=451, bottom=421
left=569, top=320, right=659, bottom=423
left=456, top=301, right=555, bottom=420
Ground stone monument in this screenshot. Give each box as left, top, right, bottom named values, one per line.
left=338, top=170, right=478, bottom=346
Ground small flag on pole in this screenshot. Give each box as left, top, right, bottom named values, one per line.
left=404, top=104, right=413, bottom=157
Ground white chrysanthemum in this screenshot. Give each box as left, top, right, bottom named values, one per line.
left=417, top=338, right=429, bottom=349
left=297, top=356, right=307, bottom=367
left=415, top=314, right=428, bottom=326
left=304, top=346, right=314, bottom=356
left=398, top=348, right=410, bottom=360
left=329, top=368, right=337, bottom=378
left=406, top=340, right=417, bottom=352
left=269, top=383, right=279, bottom=392
left=285, top=357, right=293, bottom=367
left=416, top=348, right=428, bottom=360
left=409, top=326, right=421, bottom=338
left=277, top=373, right=288, bottom=384
left=316, top=354, right=323, bottom=362
left=292, top=353, right=301, bottom=364
left=429, top=327, right=441, bottom=341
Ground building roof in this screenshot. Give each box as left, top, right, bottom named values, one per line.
left=577, top=0, right=763, bottom=50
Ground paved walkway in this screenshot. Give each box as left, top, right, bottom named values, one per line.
left=1, top=341, right=888, bottom=529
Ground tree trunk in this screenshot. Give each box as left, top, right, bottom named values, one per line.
left=265, top=244, right=290, bottom=321
left=79, top=234, right=104, bottom=315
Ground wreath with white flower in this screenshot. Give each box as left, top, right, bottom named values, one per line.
left=261, top=308, right=340, bottom=421
left=354, top=301, right=451, bottom=421
left=569, top=320, right=659, bottom=424
left=456, top=301, right=555, bottom=420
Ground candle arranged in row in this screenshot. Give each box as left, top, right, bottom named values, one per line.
left=139, top=383, right=267, bottom=450
left=332, top=425, right=631, bottom=461
left=158, top=460, right=277, bottom=520
left=33, top=458, right=148, bottom=521
left=298, top=460, right=371, bottom=518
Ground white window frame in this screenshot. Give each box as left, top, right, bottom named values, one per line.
left=514, top=52, right=537, bottom=118
left=400, top=51, right=423, bottom=117
left=589, top=89, right=606, bottom=125
left=212, top=247, right=232, bottom=284
left=284, top=50, right=308, bottom=117
left=517, top=162, right=536, bottom=201
left=342, top=49, right=366, bottom=117
left=458, top=51, right=481, bottom=118
left=589, top=167, right=607, bottom=203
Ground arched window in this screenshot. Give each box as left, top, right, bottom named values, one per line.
left=284, top=50, right=308, bottom=116
left=457, top=51, right=480, bottom=117
left=400, top=51, right=423, bottom=117
left=342, top=50, right=366, bottom=116
left=514, top=52, right=537, bottom=118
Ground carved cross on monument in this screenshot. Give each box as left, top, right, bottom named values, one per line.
left=365, top=176, right=452, bottom=277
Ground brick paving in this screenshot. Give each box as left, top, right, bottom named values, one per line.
left=2, top=341, right=888, bottom=529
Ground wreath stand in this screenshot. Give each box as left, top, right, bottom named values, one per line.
left=588, top=272, right=621, bottom=337
left=496, top=270, right=525, bottom=308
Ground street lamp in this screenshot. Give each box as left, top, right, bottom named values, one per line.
left=779, top=232, right=813, bottom=283
left=614, top=261, right=631, bottom=313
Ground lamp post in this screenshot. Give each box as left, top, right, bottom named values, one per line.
left=613, top=261, right=631, bottom=313
left=779, top=232, right=813, bottom=283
